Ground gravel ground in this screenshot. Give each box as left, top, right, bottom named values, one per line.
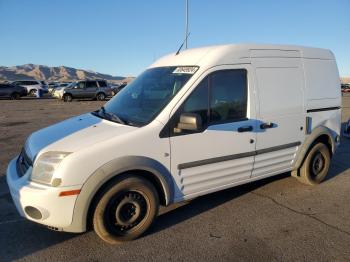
left=0, top=95, right=349, bottom=262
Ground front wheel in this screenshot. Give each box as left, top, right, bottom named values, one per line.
left=96, top=92, right=106, bottom=101
left=10, top=92, right=20, bottom=100
left=63, top=94, right=73, bottom=102
left=296, top=143, right=331, bottom=185
left=93, top=175, right=159, bottom=244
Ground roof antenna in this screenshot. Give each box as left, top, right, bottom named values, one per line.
left=185, top=0, right=189, bottom=49
left=176, top=32, right=190, bottom=56
left=176, top=0, right=190, bottom=56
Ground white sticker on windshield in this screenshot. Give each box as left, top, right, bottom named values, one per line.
left=173, top=66, right=198, bottom=74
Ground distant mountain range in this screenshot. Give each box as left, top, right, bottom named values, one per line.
left=341, top=77, right=350, bottom=84
left=0, top=64, right=347, bottom=85
left=0, top=64, right=131, bottom=83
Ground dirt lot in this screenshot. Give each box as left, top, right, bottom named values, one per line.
left=0, top=95, right=349, bottom=261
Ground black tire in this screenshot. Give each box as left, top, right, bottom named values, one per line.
left=63, top=94, right=73, bottom=102
left=29, top=89, right=36, bottom=96
left=296, top=143, right=331, bottom=185
left=96, top=92, right=106, bottom=101
left=93, top=175, right=159, bottom=244
left=10, top=92, right=20, bottom=100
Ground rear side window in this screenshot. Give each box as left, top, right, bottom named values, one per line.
left=98, top=81, right=107, bottom=87
left=24, top=81, right=38, bottom=85
left=86, top=81, right=97, bottom=88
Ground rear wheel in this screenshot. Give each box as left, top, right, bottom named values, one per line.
left=93, top=175, right=159, bottom=244
left=29, top=89, right=36, bottom=96
left=10, top=92, right=20, bottom=100
left=96, top=92, right=106, bottom=101
left=63, top=94, right=73, bottom=102
left=296, top=143, right=331, bottom=185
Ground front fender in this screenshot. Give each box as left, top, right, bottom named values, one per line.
left=64, top=156, right=174, bottom=233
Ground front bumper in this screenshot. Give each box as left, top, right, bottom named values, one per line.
left=52, top=91, right=63, bottom=99
left=6, top=157, right=81, bottom=231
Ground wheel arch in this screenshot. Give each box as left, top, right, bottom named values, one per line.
left=65, top=156, right=174, bottom=233
left=63, top=92, right=73, bottom=99
left=95, top=91, right=106, bottom=99
left=292, top=125, right=336, bottom=174
left=10, top=91, right=20, bottom=98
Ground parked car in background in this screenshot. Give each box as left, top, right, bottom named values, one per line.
left=344, top=118, right=350, bottom=138
left=52, top=83, right=73, bottom=99
left=111, top=82, right=127, bottom=96
left=48, top=82, right=59, bottom=93
left=12, top=80, right=48, bottom=96
left=341, top=83, right=350, bottom=93
left=54, top=80, right=112, bottom=102
left=0, top=83, right=27, bottom=99
left=49, top=83, right=70, bottom=94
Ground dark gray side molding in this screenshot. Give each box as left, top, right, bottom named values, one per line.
left=178, top=142, right=301, bottom=170
left=306, top=106, right=341, bottom=113
left=65, top=156, right=174, bottom=233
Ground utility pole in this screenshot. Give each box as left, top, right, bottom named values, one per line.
left=185, top=0, right=189, bottom=49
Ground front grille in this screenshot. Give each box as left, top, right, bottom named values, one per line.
left=16, top=148, right=33, bottom=177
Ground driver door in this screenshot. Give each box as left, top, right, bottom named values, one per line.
left=169, top=65, right=258, bottom=200
left=71, top=82, right=86, bottom=98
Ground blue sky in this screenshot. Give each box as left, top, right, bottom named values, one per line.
left=0, top=0, right=349, bottom=77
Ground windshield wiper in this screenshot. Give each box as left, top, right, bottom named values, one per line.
left=99, top=106, right=126, bottom=125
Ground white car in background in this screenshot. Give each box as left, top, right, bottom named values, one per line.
left=12, top=80, right=48, bottom=96
left=52, top=82, right=74, bottom=99
left=49, top=83, right=71, bottom=94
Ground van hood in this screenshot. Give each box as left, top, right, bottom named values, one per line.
left=24, top=113, right=136, bottom=160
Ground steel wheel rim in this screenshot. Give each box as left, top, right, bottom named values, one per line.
left=105, top=191, right=148, bottom=236
left=311, top=151, right=325, bottom=177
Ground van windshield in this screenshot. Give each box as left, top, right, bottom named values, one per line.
left=99, top=66, right=198, bottom=126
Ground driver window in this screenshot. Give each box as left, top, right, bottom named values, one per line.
left=169, top=77, right=209, bottom=136
left=210, top=69, right=247, bottom=123
left=182, top=77, right=209, bottom=124
left=169, top=69, right=248, bottom=136
left=78, top=82, right=85, bottom=89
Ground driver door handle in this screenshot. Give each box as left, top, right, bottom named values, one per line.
left=238, top=125, right=253, bottom=132
left=260, top=122, right=275, bottom=129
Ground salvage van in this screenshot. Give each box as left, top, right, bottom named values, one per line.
left=7, top=44, right=341, bottom=244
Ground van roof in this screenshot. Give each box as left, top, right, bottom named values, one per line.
left=149, top=43, right=334, bottom=68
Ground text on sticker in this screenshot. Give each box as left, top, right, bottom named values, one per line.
left=173, top=66, right=198, bottom=74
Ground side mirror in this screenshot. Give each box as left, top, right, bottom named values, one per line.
left=176, top=113, right=202, bottom=132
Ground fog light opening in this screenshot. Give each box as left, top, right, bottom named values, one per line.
left=24, top=206, right=42, bottom=220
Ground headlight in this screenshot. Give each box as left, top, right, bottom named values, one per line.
left=31, top=152, right=71, bottom=185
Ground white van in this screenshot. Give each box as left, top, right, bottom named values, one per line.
left=6, top=44, right=341, bottom=244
